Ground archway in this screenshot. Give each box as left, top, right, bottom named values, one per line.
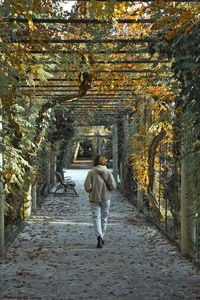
left=77, top=140, right=93, bottom=159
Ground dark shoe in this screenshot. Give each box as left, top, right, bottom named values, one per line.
left=97, top=235, right=103, bottom=248
left=102, top=239, right=105, bottom=246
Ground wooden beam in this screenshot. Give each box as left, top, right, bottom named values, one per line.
left=25, top=93, right=132, bottom=98
left=46, top=69, right=155, bottom=73
left=30, top=49, right=149, bottom=54
left=20, top=83, right=140, bottom=88
left=80, top=135, right=112, bottom=138
left=70, top=111, right=117, bottom=114
left=26, top=89, right=134, bottom=92
left=9, top=38, right=152, bottom=44
left=34, top=92, right=132, bottom=95
left=8, top=18, right=154, bottom=24
left=21, top=76, right=149, bottom=82
left=32, top=60, right=163, bottom=65
left=77, top=0, right=197, bottom=1
left=67, top=106, right=123, bottom=109
left=67, top=101, right=130, bottom=104
left=34, top=95, right=133, bottom=99
left=68, top=99, right=130, bottom=102
left=67, top=103, right=130, bottom=106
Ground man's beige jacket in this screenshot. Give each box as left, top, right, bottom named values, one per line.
left=84, top=165, right=117, bottom=203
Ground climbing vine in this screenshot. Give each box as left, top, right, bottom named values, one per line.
left=0, top=0, right=92, bottom=222
left=1, top=0, right=200, bottom=226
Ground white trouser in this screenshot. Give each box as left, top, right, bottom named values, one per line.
left=90, top=200, right=110, bottom=238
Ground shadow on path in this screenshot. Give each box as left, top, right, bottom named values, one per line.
left=0, top=168, right=200, bottom=300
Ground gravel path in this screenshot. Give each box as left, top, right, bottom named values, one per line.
left=0, top=169, right=200, bottom=300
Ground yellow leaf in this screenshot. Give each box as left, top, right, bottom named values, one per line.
left=28, top=15, right=36, bottom=31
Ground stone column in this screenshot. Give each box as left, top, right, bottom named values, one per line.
left=97, top=135, right=102, bottom=155
left=181, top=152, right=193, bottom=256
left=0, top=179, right=4, bottom=259
left=74, top=142, right=80, bottom=161
left=24, top=184, right=32, bottom=218
left=50, top=150, right=57, bottom=186
left=112, top=122, right=118, bottom=182
left=47, top=157, right=51, bottom=194
left=137, top=188, right=144, bottom=213
left=0, top=113, right=4, bottom=259
left=31, top=184, right=37, bottom=211
left=120, top=114, right=129, bottom=191
left=119, top=161, right=124, bottom=191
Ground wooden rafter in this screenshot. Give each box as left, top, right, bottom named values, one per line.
left=46, top=69, right=155, bottom=73
left=4, top=5, right=171, bottom=118
left=30, top=49, right=149, bottom=54
left=9, top=38, right=152, bottom=44
left=8, top=18, right=154, bottom=24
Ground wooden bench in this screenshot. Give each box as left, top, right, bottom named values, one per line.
left=54, top=171, right=78, bottom=197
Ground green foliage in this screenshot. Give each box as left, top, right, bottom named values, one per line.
left=47, top=109, right=77, bottom=145
left=148, top=19, right=200, bottom=221
left=47, top=108, right=79, bottom=172
left=0, top=0, right=75, bottom=222
left=149, top=22, right=200, bottom=151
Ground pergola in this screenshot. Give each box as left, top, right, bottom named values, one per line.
left=7, top=0, right=196, bottom=169
left=8, top=1, right=159, bottom=121
left=7, top=0, right=192, bottom=179
left=6, top=4, right=197, bottom=118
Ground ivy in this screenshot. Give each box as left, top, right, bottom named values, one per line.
left=1, top=0, right=199, bottom=223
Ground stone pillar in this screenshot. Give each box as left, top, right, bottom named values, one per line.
left=137, top=188, right=144, bottom=213
left=0, top=179, right=4, bottom=259
left=97, top=135, right=102, bottom=155
left=31, top=184, right=37, bottom=211
left=47, top=157, right=51, bottom=194
left=50, top=150, right=57, bottom=186
left=0, top=113, right=4, bottom=259
left=112, top=122, right=118, bottom=182
left=119, top=161, right=124, bottom=191
left=74, top=142, right=80, bottom=161
left=24, top=184, right=32, bottom=218
left=181, top=153, right=193, bottom=256
left=120, top=114, right=129, bottom=191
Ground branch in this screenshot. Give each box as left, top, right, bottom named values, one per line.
left=147, top=128, right=166, bottom=192
left=2, top=95, right=23, bottom=143
left=34, top=72, right=92, bottom=147
left=78, top=72, right=92, bottom=98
